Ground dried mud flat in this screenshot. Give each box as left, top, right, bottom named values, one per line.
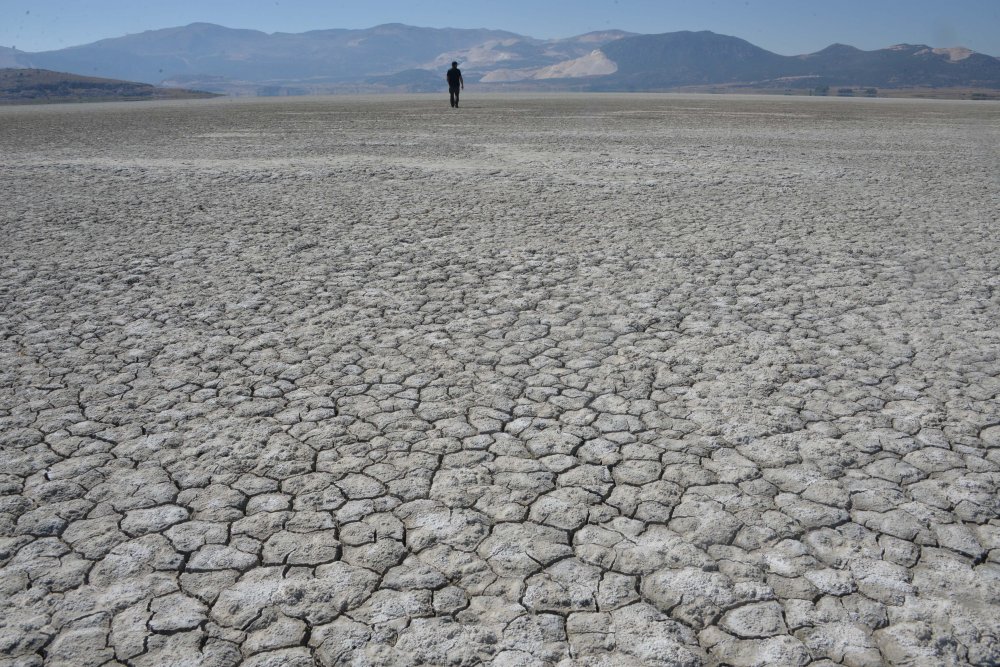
left=1, top=93, right=999, bottom=666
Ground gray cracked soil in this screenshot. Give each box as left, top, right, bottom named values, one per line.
left=1, top=93, right=999, bottom=666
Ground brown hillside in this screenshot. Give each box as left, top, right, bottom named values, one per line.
left=0, top=68, right=220, bottom=104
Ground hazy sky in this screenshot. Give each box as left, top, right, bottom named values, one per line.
left=3, top=0, right=999, bottom=56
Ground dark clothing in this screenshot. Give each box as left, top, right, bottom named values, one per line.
left=447, top=67, right=463, bottom=107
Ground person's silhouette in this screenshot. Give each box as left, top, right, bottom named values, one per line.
left=446, top=61, right=464, bottom=108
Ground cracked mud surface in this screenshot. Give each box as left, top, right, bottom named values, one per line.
left=1, top=93, right=999, bottom=666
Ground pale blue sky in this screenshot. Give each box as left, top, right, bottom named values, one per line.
left=3, top=0, right=999, bottom=56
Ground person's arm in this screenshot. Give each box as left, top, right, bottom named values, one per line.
left=460, top=73, right=464, bottom=89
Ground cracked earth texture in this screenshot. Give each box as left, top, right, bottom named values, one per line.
left=1, top=93, right=999, bottom=666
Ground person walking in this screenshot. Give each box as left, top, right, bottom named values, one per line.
left=446, top=61, right=464, bottom=108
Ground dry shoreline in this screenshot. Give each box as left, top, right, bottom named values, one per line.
left=1, top=94, right=998, bottom=665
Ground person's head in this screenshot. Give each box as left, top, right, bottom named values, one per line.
left=452, top=61, right=458, bottom=68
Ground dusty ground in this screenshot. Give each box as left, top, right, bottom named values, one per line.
left=1, top=93, right=999, bottom=666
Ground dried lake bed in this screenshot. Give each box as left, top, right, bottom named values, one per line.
left=1, top=93, right=999, bottom=665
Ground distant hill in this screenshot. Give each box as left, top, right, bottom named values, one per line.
left=5, top=23, right=527, bottom=86
left=0, top=23, right=632, bottom=95
left=0, top=46, right=26, bottom=68
left=594, top=32, right=1000, bottom=91
left=600, top=31, right=790, bottom=88
left=0, top=69, right=220, bottom=104
left=3, top=24, right=998, bottom=97
left=790, top=42, right=1000, bottom=88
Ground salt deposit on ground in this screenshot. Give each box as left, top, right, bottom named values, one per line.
left=1, top=93, right=999, bottom=665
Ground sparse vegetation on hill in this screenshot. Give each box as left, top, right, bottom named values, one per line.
left=0, top=69, right=220, bottom=104
left=594, top=32, right=1000, bottom=92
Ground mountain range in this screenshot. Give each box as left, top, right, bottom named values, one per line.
left=2, top=23, right=999, bottom=96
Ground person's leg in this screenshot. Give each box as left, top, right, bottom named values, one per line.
left=454, top=89, right=460, bottom=107
left=449, top=89, right=457, bottom=107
